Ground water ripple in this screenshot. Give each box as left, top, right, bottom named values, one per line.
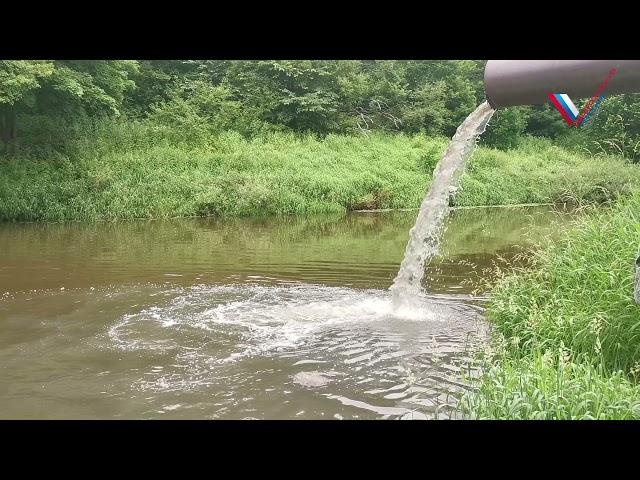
left=107, top=283, right=487, bottom=418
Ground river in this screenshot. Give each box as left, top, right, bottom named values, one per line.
left=0, top=206, right=576, bottom=419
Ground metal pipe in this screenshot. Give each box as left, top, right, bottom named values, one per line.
left=484, top=60, right=640, bottom=305
left=484, top=60, right=640, bottom=109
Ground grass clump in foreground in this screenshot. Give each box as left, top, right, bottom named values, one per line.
left=460, top=350, right=640, bottom=420
left=459, top=191, right=640, bottom=419
left=0, top=121, right=639, bottom=222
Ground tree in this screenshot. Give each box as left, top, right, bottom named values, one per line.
left=222, top=60, right=344, bottom=134
left=482, top=106, right=528, bottom=149
left=123, top=60, right=216, bottom=116
left=34, top=60, right=139, bottom=117
left=0, top=60, right=138, bottom=151
left=0, top=61, right=54, bottom=150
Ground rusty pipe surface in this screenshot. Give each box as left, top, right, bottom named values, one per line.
left=484, top=60, right=640, bottom=109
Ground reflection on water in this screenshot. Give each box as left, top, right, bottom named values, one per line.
left=0, top=207, right=577, bottom=419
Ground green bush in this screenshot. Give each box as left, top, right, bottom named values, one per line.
left=481, top=106, right=528, bottom=149
left=0, top=131, right=440, bottom=221
left=147, top=81, right=272, bottom=139
left=0, top=124, right=638, bottom=222
left=459, top=191, right=640, bottom=419
left=483, top=192, right=640, bottom=373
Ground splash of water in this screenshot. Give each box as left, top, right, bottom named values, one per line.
left=390, top=102, right=495, bottom=307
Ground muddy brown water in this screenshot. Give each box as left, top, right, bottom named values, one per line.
left=0, top=206, right=577, bottom=419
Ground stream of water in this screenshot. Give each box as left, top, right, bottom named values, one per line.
left=391, top=102, right=495, bottom=308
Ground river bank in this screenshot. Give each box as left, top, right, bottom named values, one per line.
left=1, top=128, right=638, bottom=222
left=459, top=191, right=640, bottom=419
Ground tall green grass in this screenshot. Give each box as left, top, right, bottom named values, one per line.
left=456, top=136, right=640, bottom=206
left=460, top=350, right=640, bottom=420
left=0, top=127, right=444, bottom=221
left=0, top=120, right=638, bottom=222
left=459, top=191, right=640, bottom=419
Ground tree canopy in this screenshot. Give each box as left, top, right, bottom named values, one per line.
left=1, top=59, right=639, bottom=160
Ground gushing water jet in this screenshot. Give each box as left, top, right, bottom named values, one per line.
left=391, top=60, right=640, bottom=309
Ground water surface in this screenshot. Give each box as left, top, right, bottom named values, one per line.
left=0, top=206, right=576, bottom=419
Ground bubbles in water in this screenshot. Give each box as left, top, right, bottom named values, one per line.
left=106, top=283, right=486, bottom=418
left=109, top=284, right=471, bottom=359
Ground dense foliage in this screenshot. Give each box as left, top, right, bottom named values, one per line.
left=0, top=125, right=637, bottom=222
left=1, top=60, right=639, bottom=222
left=459, top=192, right=640, bottom=419
left=2, top=60, right=640, bottom=160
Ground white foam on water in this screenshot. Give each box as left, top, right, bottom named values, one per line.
left=292, top=371, right=331, bottom=387
left=108, top=284, right=468, bottom=359
left=106, top=283, right=485, bottom=404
